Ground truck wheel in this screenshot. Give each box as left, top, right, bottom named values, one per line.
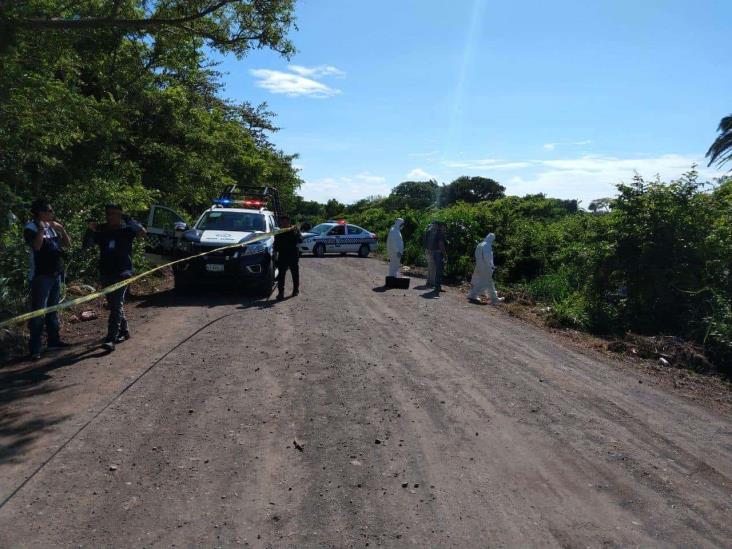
left=254, top=259, right=275, bottom=297
left=174, top=273, right=193, bottom=295
left=313, top=243, right=326, bottom=257
left=358, top=244, right=370, bottom=258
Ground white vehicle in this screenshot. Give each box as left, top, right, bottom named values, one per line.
left=300, top=221, right=378, bottom=258
left=145, top=186, right=282, bottom=295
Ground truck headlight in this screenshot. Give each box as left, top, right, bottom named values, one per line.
left=242, top=240, right=269, bottom=256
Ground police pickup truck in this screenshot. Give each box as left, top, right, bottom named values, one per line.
left=144, top=186, right=281, bottom=295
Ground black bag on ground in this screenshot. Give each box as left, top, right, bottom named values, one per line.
left=385, top=276, right=410, bottom=289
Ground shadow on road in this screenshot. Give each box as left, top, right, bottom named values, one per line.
left=420, top=289, right=442, bottom=299
left=0, top=348, right=99, bottom=464
left=137, top=288, right=260, bottom=309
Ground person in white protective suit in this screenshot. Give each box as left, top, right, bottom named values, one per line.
left=467, top=233, right=503, bottom=304
left=386, top=218, right=405, bottom=277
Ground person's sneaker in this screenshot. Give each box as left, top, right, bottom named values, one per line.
left=101, top=340, right=115, bottom=351
left=468, top=298, right=484, bottom=305
left=47, top=341, right=72, bottom=351
left=276, top=293, right=284, bottom=301
left=30, top=353, right=42, bottom=361
left=292, top=289, right=299, bottom=297
left=115, top=331, right=130, bottom=344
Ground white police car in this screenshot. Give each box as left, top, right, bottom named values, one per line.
left=301, top=221, right=378, bottom=257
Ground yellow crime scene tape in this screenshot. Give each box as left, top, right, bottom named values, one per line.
left=0, top=227, right=294, bottom=329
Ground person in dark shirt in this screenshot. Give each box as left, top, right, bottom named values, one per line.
left=273, top=216, right=302, bottom=300
left=429, top=222, right=448, bottom=294
left=24, top=198, right=72, bottom=360
left=84, top=203, right=146, bottom=351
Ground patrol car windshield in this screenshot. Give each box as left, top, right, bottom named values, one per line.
left=309, top=223, right=335, bottom=235
left=197, top=211, right=266, bottom=232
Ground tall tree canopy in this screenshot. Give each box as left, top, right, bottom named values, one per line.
left=440, top=176, right=506, bottom=206
left=388, top=180, right=438, bottom=210
left=707, top=114, right=732, bottom=170
left=0, top=0, right=301, bottom=218
left=0, top=0, right=296, bottom=57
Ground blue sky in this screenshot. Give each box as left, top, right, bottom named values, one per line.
left=217, top=0, right=731, bottom=206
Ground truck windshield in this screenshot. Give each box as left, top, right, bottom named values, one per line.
left=197, top=211, right=266, bottom=232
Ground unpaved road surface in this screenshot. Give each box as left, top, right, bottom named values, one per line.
left=1, top=257, right=730, bottom=548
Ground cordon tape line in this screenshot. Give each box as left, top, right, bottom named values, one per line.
left=0, top=227, right=294, bottom=329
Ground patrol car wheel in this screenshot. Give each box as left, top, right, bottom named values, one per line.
left=313, top=243, right=326, bottom=257
left=358, top=244, right=370, bottom=258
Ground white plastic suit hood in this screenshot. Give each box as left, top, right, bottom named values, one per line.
left=475, top=232, right=495, bottom=272
left=387, top=218, right=405, bottom=256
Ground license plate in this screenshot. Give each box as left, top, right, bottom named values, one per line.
left=206, top=263, right=225, bottom=272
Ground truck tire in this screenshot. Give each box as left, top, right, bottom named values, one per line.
left=173, top=272, right=194, bottom=295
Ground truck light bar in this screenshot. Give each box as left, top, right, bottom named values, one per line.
left=213, top=198, right=266, bottom=207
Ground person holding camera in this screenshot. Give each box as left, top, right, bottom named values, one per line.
left=84, top=203, right=146, bottom=351
left=24, top=198, right=72, bottom=360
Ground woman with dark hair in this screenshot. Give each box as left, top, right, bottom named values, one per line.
left=24, top=198, right=72, bottom=360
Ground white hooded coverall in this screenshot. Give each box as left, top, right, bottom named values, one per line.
left=386, top=218, right=405, bottom=277
left=468, top=233, right=500, bottom=303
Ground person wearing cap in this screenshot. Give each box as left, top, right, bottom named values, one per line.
left=84, top=203, right=146, bottom=351
left=24, top=198, right=72, bottom=360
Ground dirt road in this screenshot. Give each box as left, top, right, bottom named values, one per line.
left=1, top=256, right=730, bottom=547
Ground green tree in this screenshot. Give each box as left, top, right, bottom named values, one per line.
left=388, top=180, right=438, bottom=210
left=325, top=198, right=345, bottom=219
left=706, top=114, right=732, bottom=169
left=440, top=176, right=505, bottom=206
left=0, top=1, right=297, bottom=58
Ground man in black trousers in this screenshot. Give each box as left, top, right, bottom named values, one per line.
left=274, top=215, right=302, bottom=300
left=84, top=203, right=146, bottom=351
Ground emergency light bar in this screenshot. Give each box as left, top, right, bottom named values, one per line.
left=214, top=185, right=282, bottom=217
left=212, top=198, right=267, bottom=208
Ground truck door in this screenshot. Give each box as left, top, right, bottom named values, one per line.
left=145, top=205, right=188, bottom=264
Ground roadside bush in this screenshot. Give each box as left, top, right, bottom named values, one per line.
left=343, top=175, right=730, bottom=374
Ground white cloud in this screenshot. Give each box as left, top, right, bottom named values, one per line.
left=408, top=150, right=440, bottom=158
left=301, top=172, right=390, bottom=203
left=289, top=64, right=346, bottom=78
left=507, top=154, right=723, bottom=206
left=543, top=140, right=593, bottom=151
left=442, top=158, right=532, bottom=171
left=250, top=65, right=344, bottom=98
left=406, top=168, right=435, bottom=180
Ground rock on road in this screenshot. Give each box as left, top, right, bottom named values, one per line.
left=1, top=256, right=730, bottom=548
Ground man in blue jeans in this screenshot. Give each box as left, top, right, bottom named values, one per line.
left=24, top=198, right=72, bottom=360
left=84, top=204, right=146, bottom=351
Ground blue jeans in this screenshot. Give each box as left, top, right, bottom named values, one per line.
left=102, top=276, right=129, bottom=341
left=28, top=274, right=62, bottom=355
left=432, top=251, right=444, bottom=291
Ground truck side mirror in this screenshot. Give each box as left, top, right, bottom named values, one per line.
left=174, top=221, right=188, bottom=236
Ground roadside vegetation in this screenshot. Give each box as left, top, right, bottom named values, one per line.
left=295, top=174, right=732, bottom=376
left=0, top=3, right=729, bottom=376
left=0, top=1, right=301, bottom=357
